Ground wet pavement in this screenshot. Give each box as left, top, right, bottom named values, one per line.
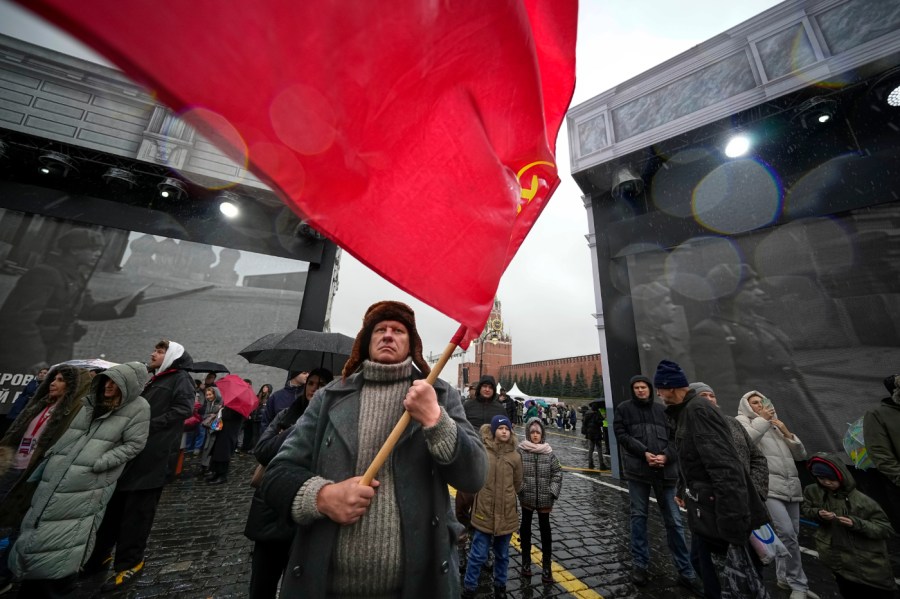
left=7, top=428, right=853, bottom=598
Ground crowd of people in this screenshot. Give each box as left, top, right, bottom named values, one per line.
left=0, top=298, right=898, bottom=599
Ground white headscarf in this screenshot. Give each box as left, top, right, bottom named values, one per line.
left=156, top=340, right=185, bottom=373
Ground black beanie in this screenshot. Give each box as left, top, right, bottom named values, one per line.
left=810, top=462, right=839, bottom=480
left=654, top=360, right=688, bottom=389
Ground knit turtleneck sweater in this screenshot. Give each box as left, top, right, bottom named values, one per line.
left=290, top=357, right=459, bottom=597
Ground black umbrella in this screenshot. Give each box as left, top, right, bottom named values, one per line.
left=238, top=329, right=355, bottom=374
left=186, top=360, right=231, bottom=374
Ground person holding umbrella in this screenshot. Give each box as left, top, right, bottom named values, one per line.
left=207, top=375, right=258, bottom=485
left=261, top=301, right=486, bottom=598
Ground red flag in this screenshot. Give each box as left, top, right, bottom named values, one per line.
left=22, top=1, right=577, bottom=341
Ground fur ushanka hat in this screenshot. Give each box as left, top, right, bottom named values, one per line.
left=342, top=301, right=430, bottom=379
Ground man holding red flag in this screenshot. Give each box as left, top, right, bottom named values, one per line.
left=262, top=301, right=486, bottom=597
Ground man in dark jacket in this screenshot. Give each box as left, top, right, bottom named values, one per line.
left=614, top=374, right=700, bottom=593
left=583, top=402, right=608, bottom=469
left=463, top=375, right=506, bottom=428
left=259, top=370, right=308, bottom=432
left=457, top=374, right=507, bottom=556
left=261, top=301, right=485, bottom=598
left=658, top=360, right=768, bottom=598
left=85, top=339, right=195, bottom=592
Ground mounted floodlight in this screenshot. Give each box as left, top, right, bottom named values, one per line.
left=38, top=151, right=77, bottom=177
left=157, top=177, right=187, bottom=200
left=888, top=85, right=900, bottom=107
left=219, top=201, right=239, bottom=218
left=102, top=167, right=138, bottom=189
left=724, top=134, right=751, bottom=158
left=610, top=166, right=644, bottom=200
left=794, top=96, right=838, bottom=130
left=216, top=190, right=241, bottom=218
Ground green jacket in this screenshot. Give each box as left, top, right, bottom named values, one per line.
left=801, top=453, right=897, bottom=591
left=10, top=362, right=151, bottom=580
left=472, top=423, right=523, bottom=535
left=863, top=398, right=900, bottom=487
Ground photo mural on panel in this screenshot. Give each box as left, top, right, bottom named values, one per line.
left=0, top=209, right=310, bottom=414
left=622, top=204, right=900, bottom=453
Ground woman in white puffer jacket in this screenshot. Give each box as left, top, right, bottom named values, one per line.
left=737, top=390, right=817, bottom=599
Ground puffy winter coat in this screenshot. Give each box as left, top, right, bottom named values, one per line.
left=471, top=423, right=522, bottom=536
left=667, top=389, right=768, bottom=546
left=10, top=362, right=150, bottom=580
left=517, top=419, right=562, bottom=510
left=0, top=365, right=92, bottom=528
left=801, top=453, right=897, bottom=591
left=736, top=390, right=807, bottom=502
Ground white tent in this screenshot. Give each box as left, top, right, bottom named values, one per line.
left=506, top=383, right=530, bottom=399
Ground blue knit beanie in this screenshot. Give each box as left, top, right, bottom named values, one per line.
left=654, top=360, right=688, bottom=389
left=491, top=414, right=511, bottom=436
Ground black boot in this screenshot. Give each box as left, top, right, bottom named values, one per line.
left=494, top=586, right=507, bottom=599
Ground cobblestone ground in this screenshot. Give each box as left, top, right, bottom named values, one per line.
left=14, top=429, right=849, bottom=598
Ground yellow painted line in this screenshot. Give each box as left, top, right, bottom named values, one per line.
left=448, top=486, right=604, bottom=599
left=562, top=465, right=610, bottom=473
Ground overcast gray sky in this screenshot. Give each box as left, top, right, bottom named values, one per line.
left=0, top=0, right=782, bottom=384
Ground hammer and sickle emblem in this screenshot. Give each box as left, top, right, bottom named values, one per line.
left=516, top=161, right=555, bottom=214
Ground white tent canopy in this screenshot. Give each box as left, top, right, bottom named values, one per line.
left=506, top=383, right=530, bottom=399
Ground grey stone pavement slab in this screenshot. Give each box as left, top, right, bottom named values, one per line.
left=8, top=428, right=862, bottom=598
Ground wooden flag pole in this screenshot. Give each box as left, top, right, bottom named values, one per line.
left=359, top=339, right=460, bottom=486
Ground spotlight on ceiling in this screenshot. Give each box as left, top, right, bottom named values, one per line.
left=888, top=85, right=900, bottom=107
left=157, top=177, right=187, bottom=200
left=724, top=134, right=751, bottom=158
left=217, top=191, right=242, bottom=218
left=610, top=166, right=644, bottom=200
left=38, top=151, right=77, bottom=177
left=102, top=167, right=138, bottom=190
left=795, top=96, right=838, bottom=130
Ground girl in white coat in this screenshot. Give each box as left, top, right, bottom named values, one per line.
left=737, top=390, right=817, bottom=599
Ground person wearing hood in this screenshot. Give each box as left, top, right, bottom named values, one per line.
left=0, top=364, right=92, bottom=593
left=260, top=370, right=308, bottom=432
left=613, top=374, right=700, bottom=593
left=9, top=362, right=151, bottom=597
left=801, top=454, right=897, bottom=599
left=736, top=390, right=815, bottom=599
left=863, top=374, right=900, bottom=533
left=84, top=339, right=194, bottom=593
left=462, top=415, right=522, bottom=599
left=517, top=417, right=562, bottom=583
left=457, top=374, right=508, bottom=559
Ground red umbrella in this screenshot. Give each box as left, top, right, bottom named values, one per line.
left=215, top=375, right=258, bottom=419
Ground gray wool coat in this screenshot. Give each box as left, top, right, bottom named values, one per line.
left=262, top=371, right=486, bottom=599
left=10, top=362, right=151, bottom=580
